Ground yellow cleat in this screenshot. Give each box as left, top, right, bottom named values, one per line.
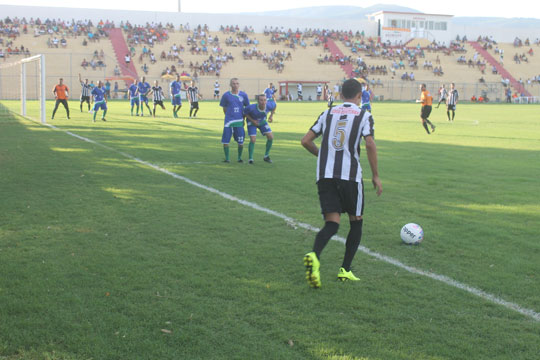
left=337, top=267, right=360, bottom=282
left=303, top=252, right=321, bottom=289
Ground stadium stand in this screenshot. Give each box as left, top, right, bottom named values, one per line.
left=1, top=14, right=539, bottom=102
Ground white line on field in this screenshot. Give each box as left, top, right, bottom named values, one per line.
left=42, top=121, right=539, bottom=322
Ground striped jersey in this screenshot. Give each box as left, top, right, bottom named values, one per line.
left=80, top=82, right=92, bottom=97
left=152, top=86, right=165, bottom=102
left=187, top=86, right=199, bottom=103
left=439, top=87, right=447, bottom=98
left=448, top=89, right=459, bottom=105
left=310, top=102, right=374, bottom=183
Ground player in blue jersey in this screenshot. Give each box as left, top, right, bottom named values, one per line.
left=361, top=83, right=373, bottom=112
left=219, top=78, right=250, bottom=163
left=137, top=76, right=152, bottom=116
left=128, top=79, right=140, bottom=116
left=170, top=74, right=182, bottom=118
left=264, top=82, right=277, bottom=122
left=244, top=94, right=274, bottom=164
left=90, top=80, right=107, bottom=122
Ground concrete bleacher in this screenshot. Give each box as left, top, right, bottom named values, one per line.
left=1, top=30, right=118, bottom=98
left=2, top=19, right=539, bottom=101
left=487, top=42, right=540, bottom=92
left=123, top=29, right=347, bottom=97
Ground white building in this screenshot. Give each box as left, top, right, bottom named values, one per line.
left=368, top=11, right=454, bottom=45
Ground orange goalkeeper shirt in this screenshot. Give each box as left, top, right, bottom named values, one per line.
left=420, top=90, right=433, bottom=106
left=54, top=84, right=69, bottom=100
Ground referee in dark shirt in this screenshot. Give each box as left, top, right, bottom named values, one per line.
left=301, top=78, right=382, bottom=289
left=187, top=80, right=201, bottom=118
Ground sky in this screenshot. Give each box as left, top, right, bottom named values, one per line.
left=1, top=0, right=539, bottom=19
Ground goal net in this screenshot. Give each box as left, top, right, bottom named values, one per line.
left=0, top=54, right=46, bottom=124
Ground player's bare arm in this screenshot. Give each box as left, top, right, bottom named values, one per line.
left=246, top=114, right=259, bottom=127
left=364, top=135, right=382, bottom=196
left=301, top=130, right=319, bottom=156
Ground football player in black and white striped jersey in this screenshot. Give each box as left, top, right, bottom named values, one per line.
left=446, top=83, right=459, bottom=122
left=78, top=73, right=92, bottom=112
left=301, top=78, right=382, bottom=288
left=149, top=80, right=166, bottom=118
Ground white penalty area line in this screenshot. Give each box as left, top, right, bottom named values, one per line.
left=39, top=120, right=540, bottom=322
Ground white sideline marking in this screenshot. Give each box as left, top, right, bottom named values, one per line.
left=43, top=122, right=540, bottom=322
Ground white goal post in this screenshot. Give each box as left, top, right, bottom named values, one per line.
left=0, top=54, right=46, bottom=124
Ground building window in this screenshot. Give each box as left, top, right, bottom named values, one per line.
left=407, top=20, right=411, bottom=29
left=441, top=22, right=447, bottom=31
left=428, top=21, right=434, bottom=30
left=390, top=19, right=397, bottom=27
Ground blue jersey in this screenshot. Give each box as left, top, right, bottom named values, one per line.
left=264, top=87, right=275, bottom=100
left=244, top=104, right=267, bottom=127
left=361, top=89, right=372, bottom=109
left=91, top=87, right=106, bottom=102
left=137, top=82, right=150, bottom=96
left=170, top=81, right=182, bottom=96
left=220, top=91, right=249, bottom=127
left=128, top=84, right=138, bottom=98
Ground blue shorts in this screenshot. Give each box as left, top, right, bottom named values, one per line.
left=172, top=95, right=182, bottom=105
left=130, top=97, right=139, bottom=106
left=93, top=101, right=107, bottom=111
left=221, top=126, right=245, bottom=145
left=361, top=104, right=371, bottom=112
left=247, top=123, right=272, bottom=137
left=266, top=100, right=276, bottom=112
left=139, top=95, right=149, bottom=103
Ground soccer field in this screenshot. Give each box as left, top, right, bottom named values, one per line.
left=1, top=100, right=539, bottom=359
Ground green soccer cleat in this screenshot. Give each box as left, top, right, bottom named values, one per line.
left=337, top=268, right=360, bottom=282
left=304, top=252, right=321, bottom=289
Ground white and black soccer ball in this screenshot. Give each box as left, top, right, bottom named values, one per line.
left=400, top=223, right=424, bottom=245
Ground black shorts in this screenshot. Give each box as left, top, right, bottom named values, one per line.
left=80, top=95, right=90, bottom=103
left=421, top=105, right=432, bottom=119
left=317, top=178, right=364, bottom=216
left=214, top=90, right=220, bottom=96
left=154, top=100, right=164, bottom=107
left=190, top=101, right=199, bottom=109
left=447, top=104, right=456, bottom=111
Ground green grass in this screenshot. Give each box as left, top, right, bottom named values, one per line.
left=1, top=100, right=539, bottom=359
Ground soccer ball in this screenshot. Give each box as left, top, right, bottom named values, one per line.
left=400, top=223, right=424, bottom=245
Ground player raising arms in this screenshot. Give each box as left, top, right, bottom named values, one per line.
left=78, top=74, right=91, bottom=112
left=170, top=74, right=182, bottom=118
left=90, top=80, right=107, bottom=122
left=149, top=80, right=166, bottom=118
left=137, top=76, right=152, bottom=116
left=219, top=78, right=249, bottom=163
left=301, top=78, right=382, bottom=288
left=416, top=83, right=436, bottom=134
left=128, top=79, right=140, bottom=116
left=264, top=82, right=277, bottom=122
left=244, top=94, right=274, bottom=164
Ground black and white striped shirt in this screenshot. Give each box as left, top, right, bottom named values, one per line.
left=80, top=82, right=92, bottom=97
left=448, top=89, right=459, bottom=105
left=310, top=103, right=374, bottom=183
left=152, top=86, right=165, bottom=102
left=187, top=86, right=199, bottom=103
